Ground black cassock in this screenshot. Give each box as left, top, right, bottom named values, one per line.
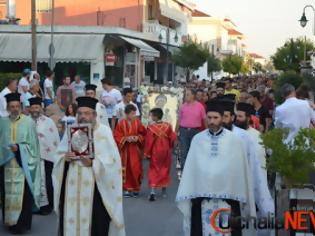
left=40, top=160, right=54, bottom=214
left=190, top=198, right=242, bottom=236
left=0, top=149, right=34, bottom=234
left=58, top=162, right=112, bottom=236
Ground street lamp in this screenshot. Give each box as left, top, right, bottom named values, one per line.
left=299, top=5, right=315, bottom=34
left=159, top=27, right=179, bottom=85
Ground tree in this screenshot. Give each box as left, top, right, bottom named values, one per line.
left=271, top=37, right=314, bottom=72
left=222, top=54, right=243, bottom=75
left=172, top=40, right=209, bottom=81
left=207, top=54, right=222, bottom=78
left=253, top=62, right=264, bottom=73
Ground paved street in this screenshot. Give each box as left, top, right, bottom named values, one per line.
left=0, top=160, right=183, bottom=236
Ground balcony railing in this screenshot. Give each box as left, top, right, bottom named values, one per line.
left=143, top=20, right=182, bottom=46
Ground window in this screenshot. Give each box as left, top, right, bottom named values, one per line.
left=119, top=18, right=126, bottom=28
left=97, top=11, right=106, bottom=25
left=36, top=0, right=51, bottom=13
left=148, top=4, right=154, bottom=20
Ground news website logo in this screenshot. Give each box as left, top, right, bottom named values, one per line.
left=210, top=208, right=315, bottom=233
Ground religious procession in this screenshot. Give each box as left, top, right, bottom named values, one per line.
left=1, top=1, right=315, bottom=236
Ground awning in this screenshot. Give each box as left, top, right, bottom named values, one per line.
left=161, top=45, right=180, bottom=55
left=0, top=33, right=104, bottom=63
left=159, top=0, right=189, bottom=23
left=120, top=36, right=160, bottom=58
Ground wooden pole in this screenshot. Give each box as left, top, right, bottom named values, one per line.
left=31, top=0, right=37, bottom=71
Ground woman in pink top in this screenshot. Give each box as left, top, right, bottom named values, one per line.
left=176, top=88, right=206, bottom=169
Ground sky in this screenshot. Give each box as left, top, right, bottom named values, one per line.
left=194, top=0, right=315, bottom=58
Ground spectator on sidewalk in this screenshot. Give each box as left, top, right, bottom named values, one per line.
left=44, top=70, right=55, bottom=107
left=71, top=75, right=86, bottom=98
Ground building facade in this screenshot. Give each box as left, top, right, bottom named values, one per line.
left=188, top=10, right=247, bottom=80
left=0, top=0, right=195, bottom=87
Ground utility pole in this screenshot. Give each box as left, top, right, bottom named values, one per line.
left=31, top=0, right=37, bottom=71
left=164, top=18, right=170, bottom=85
left=49, top=0, right=55, bottom=70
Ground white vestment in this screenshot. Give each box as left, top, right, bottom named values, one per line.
left=35, top=115, right=60, bottom=207
left=247, top=127, right=267, bottom=173
left=52, top=123, right=125, bottom=236
left=96, top=102, right=110, bottom=127
left=232, top=126, right=274, bottom=236
left=176, top=129, right=256, bottom=236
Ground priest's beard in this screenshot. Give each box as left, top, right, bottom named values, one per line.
left=10, top=110, right=21, bottom=120
left=31, top=112, right=40, bottom=120
left=78, top=118, right=96, bottom=128
left=222, top=121, right=233, bottom=131
left=208, top=122, right=223, bottom=133
left=235, top=120, right=249, bottom=130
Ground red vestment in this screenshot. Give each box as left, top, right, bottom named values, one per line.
left=114, top=118, right=146, bottom=192
left=144, top=122, right=176, bottom=188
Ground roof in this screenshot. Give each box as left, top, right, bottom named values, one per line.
left=192, top=9, right=211, bottom=17
left=249, top=53, right=264, bottom=59
left=224, top=18, right=237, bottom=27
left=228, top=29, right=243, bottom=36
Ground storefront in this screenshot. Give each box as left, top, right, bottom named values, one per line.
left=0, top=25, right=166, bottom=89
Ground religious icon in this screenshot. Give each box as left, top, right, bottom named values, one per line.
left=60, top=88, right=73, bottom=109
left=68, top=123, right=94, bottom=159
left=140, top=86, right=180, bottom=130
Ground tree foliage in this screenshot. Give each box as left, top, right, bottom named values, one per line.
left=271, top=37, right=314, bottom=72
left=222, top=54, right=243, bottom=75
left=207, top=54, right=222, bottom=75
left=261, top=128, right=315, bottom=187
left=274, top=70, right=304, bottom=104
left=0, top=73, right=20, bottom=90
left=172, top=41, right=209, bottom=80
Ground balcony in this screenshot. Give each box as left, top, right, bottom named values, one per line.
left=143, top=20, right=182, bottom=47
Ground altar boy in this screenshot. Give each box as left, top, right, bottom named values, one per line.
left=144, top=108, right=176, bottom=201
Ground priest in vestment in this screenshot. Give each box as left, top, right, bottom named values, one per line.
left=85, top=84, right=110, bottom=127
left=0, top=93, right=41, bottom=234
left=220, top=100, right=274, bottom=236
left=114, top=104, right=146, bottom=197
left=176, top=101, right=256, bottom=236
left=53, top=96, right=125, bottom=236
left=144, top=108, right=176, bottom=201
left=28, top=97, right=60, bottom=214
left=236, top=103, right=267, bottom=176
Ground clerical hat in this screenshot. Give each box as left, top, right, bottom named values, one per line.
left=217, top=99, right=235, bottom=114
left=85, top=84, right=97, bottom=92
left=236, top=102, right=254, bottom=115
left=5, top=93, right=21, bottom=103
left=76, top=96, right=98, bottom=110
left=222, top=94, right=236, bottom=102
left=29, top=97, right=42, bottom=106
left=206, top=100, right=224, bottom=115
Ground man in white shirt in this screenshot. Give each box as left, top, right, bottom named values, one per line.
left=100, top=78, right=122, bottom=129
left=18, top=69, right=31, bottom=97
left=43, top=70, right=55, bottom=107
left=112, top=88, right=140, bottom=128
left=85, top=84, right=110, bottom=127
left=275, top=83, right=315, bottom=143
left=71, top=75, right=86, bottom=98
left=0, top=78, right=18, bottom=117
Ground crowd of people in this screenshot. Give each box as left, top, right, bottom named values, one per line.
left=0, top=68, right=314, bottom=235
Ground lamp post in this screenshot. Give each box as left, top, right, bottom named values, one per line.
left=159, top=20, right=178, bottom=85
left=31, top=0, right=37, bottom=71
left=48, top=0, right=55, bottom=71
left=299, top=5, right=315, bottom=34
